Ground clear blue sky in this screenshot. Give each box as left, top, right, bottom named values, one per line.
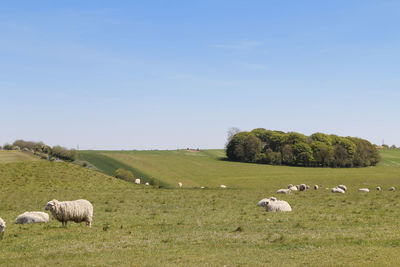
left=1, top=0, right=399, bottom=149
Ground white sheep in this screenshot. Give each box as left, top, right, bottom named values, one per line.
left=287, top=184, right=293, bottom=189
left=263, top=197, right=292, bottom=212
left=0, top=217, right=5, bottom=233
left=306, top=185, right=310, bottom=189
left=276, top=189, right=291, bottom=194
left=178, top=182, right=183, bottom=188
left=376, top=186, right=381, bottom=191
left=314, top=185, right=319, bottom=190
left=257, top=198, right=269, bottom=207
left=389, top=187, right=395, bottom=191
left=200, top=186, right=205, bottom=189
left=289, top=186, right=298, bottom=191
left=220, top=185, right=227, bottom=188
left=45, top=199, right=93, bottom=227
left=145, top=182, right=149, bottom=186
left=359, top=188, right=369, bottom=192
left=16, top=212, right=49, bottom=224
left=135, top=178, right=141, bottom=184
left=331, top=187, right=345, bottom=193
left=299, top=184, right=306, bottom=191
left=337, top=185, right=347, bottom=191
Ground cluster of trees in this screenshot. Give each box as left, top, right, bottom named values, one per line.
left=2, top=140, right=77, bottom=161
left=226, top=128, right=380, bottom=167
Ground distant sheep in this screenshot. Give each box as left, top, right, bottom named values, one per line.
left=45, top=199, right=93, bottom=227
left=389, top=187, right=395, bottom=191
left=376, top=186, right=381, bottom=191
left=220, top=185, right=227, bottom=188
left=145, top=182, right=149, bottom=186
left=287, top=184, right=293, bottom=189
left=276, top=189, right=291, bottom=194
left=314, top=185, right=319, bottom=190
left=263, top=197, right=292, bottom=212
left=200, top=186, right=205, bottom=189
left=135, top=178, right=141, bottom=184
left=331, top=187, right=345, bottom=193
left=306, top=185, right=310, bottom=189
left=289, top=186, right=298, bottom=191
left=0, top=217, right=5, bottom=233
left=337, top=185, right=347, bottom=191
left=178, top=182, right=183, bottom=188
left=359, top=188, right=369, bottom=192
left=16, top=212, right=49, bottom=224
left=299, top=184, right=306, bottom=191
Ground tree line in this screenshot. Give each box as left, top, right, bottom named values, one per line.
left=226, top=128, right=380, bottom=167
left=1, top=139, right=77, bottom=161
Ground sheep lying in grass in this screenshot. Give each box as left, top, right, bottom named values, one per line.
left=178, top=182, right=183, bottom=188
left=16, top=212, right=49, bottom=224
left=220, top=185, right=227, bottom=188
left=257, top=198, right=269, bottom=207
left=376, top=186, right=381, bottom=191
left=0, top=217, right=5, bottom=233
left=359, top=188, right=369, bottom=192
left=314, top=185, right=319, bottom=190
left=299, top=184, right=306, bottom=191
left=45, top=199, right=93, bottom=227
left=289, top=186, right=298, bottom=191
left=337, top=185, right=347, bottom=191
left=276, top=189, right=291, bottom=194
left=260, top=197, right=292, bottom=212
left=331, top=187, right=345, bottom=193
left=389, top=187, right=395, bottom=191
left=135, top=178, right=141, bottom=184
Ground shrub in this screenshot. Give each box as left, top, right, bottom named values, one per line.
left=115, top=168, right=135, bottom=182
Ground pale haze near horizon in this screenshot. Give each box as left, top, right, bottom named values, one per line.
left=1, top=1, right=399, bottom=150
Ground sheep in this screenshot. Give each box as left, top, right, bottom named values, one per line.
left=376, top=186, right=381, bottom=191
left=220, top=185, right=227, bottom=188
left=257, top=198, right=269, bottom=207
left=276, top=189, right=291, bottom=194
left=337, top=185, right=347, bottom=191
left=299, top=184, right=306, bottom=191
left=289, top=186, right=298, bottom=191
left=0, top=217, right=5, bottom=233
left=389, top=187, right=395, bottom=191
left=263, top=197, right=292, bottom=212
left=45, top=199, right=93, bottom=227
left=314, top=185, right=319, bottom=190
left=359, top=188, right=369, bottom=192
left=287, top=184, right=293, bottom=189
left=178, top=182, right=183, bottom=188
left=200, top=186, right=205, bottom=189
left=16, top=212, right=49, bottom=224
left=135, top=178, right=141, bottom=184
left=331, top=187, right=345, bottom=193
left=306, top=185, right=310, bottom=189
left=145, top=182, right=149, bottom=186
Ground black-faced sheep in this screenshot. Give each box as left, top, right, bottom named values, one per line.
left=337, top=185, right=347, bottom=191
left=389, top=187, right=395, bottom=191
left=16, top=212, right=49, bottom=224
left=299, top=184, right=306, bottom=191
left=314, top=185, right=319, bottom=190
left=45, top=199, right=93, bottom=227
left=376, top=186, right=381, bottom=191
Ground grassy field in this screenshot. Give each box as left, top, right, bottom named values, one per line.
left=0, top=150, right=38, bottom=163
left=0, top=150, right=399, bottom=266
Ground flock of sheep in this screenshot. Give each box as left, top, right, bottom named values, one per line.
left=0, top=199, right=93, bottom=235
left=258, top=183, right=397, bottom=212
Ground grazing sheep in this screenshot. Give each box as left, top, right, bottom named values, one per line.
left=337, top=185, right=347, bottom=191
left=276, top=189, right=291, bottom=194
left=178, top=182, right=183, bottom=188
left=289, top=186, right=298, bottom=191
left=45, top=199, right=93, bottom=227
left=145, top=182, right=149, bottom=186
left=359, top=188, right=369, bottom=192
left=0, top=217, right=5, bottom=233
left=16, top=212, right=49, bottom=224
left=257, top=198, right=269, bottom=207
left=376, top=186, right=381, bottom=191
left=331, top=187, right=345, bottom=193
left=263, top=197, right=292, bottom=212
left=314, top=185, right=319, bottom=190
left=287, top=184, right=293, bottom=189
left=389, top=187, right=395, bottom=191
left=299, top=184, right=306, bottom=191
left=220, top=185, right=227, bottom=188
left=135, top=178, right=141, bottom=184
left=306, top=185, right=310, bottom=189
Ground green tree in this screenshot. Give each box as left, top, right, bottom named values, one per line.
left=292, top=142, right=314, bottom=166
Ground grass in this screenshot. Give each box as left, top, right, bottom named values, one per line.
left=0, top=150, right=399, bottom=266
left=0, top=150, right=38, bottom=163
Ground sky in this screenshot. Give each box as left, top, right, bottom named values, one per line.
left=1, top=0, right=399, bottom=150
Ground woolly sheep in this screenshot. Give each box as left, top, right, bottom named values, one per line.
left=200, top=186, right=205, bottom=189
left=178, top=182, right=183, bottom=188
left=306, top=185, right=310, bottom=189
left=220, top=185, right=227, bottom=188
left=45, top=199, right=93, bottom=227
left=337, top=185, right=347, bottom=191
left=276, top=189, right=291, bottom=194
left=16, top=212, right=49, bottom=224
left=359, top=188, right=369, bottom=192
left=289, top=186, right=298, bottom=191
left=287, top=184, right=293, bottom=189
left=389, top=187, right=395, bottom=191
left=145, top=182, right=149, bottom=186
left=257, top=198, right=269, bottom=207
left=331, top=187, right=345, bottom=193
left=299, top=184, right=306, bottom=191
left=314, top=185, right=319, bottom=190
left=135, top=178, right=141, bottom=184
left=376, top=186, right=381, bottom=191
left=0, top=217, right=5, bottom=233
left=263, top=197, right=292, bottom=212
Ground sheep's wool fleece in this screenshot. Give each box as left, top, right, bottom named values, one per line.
left=257, top=198, right=269, bottom=207
left=265, top=197, right=292, bottom=212
left=359, top=188, right=369, bottom=192
left=331, top=187, right=345, bottom=193
left=276, top=189, right=291, bottom=194
left=289, top=186, right=298, bottom=191
left=48, top=199, right=93, bottom=224
left=16, top=212, right=49, bottom=224
left=337, top=185, right=347, bottom=191
left=0, top=217, right=5, bottom=232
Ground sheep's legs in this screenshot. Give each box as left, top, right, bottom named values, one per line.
left=62, top=221, right=68, bottom=227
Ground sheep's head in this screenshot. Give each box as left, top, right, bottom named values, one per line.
left=0, top=222, right=5, bottom=233
left=45, top=199, right=58, bottom=211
